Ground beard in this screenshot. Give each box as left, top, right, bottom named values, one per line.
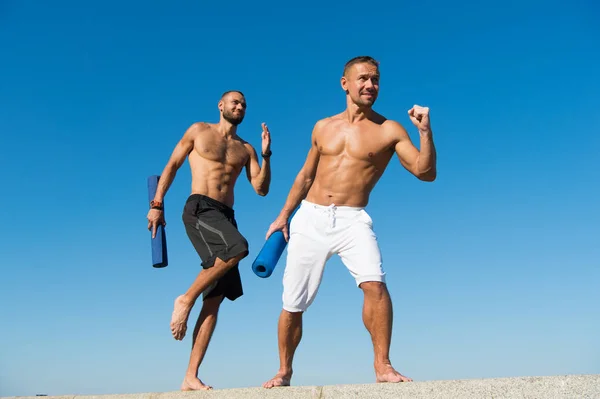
left=356, top=91, right=377, bottom=107
left=348, top=90, right=377, bottom=108
left=223, top=109, right=245, bottom=126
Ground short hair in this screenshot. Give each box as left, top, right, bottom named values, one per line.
left=343, top=56, right=379, bottom=76
left=221, top=90, right=245, bottom=100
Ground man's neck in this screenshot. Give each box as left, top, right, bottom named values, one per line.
left=345, top=100, right=373, bottom=123
left=217, top=120, right=238, bottom=137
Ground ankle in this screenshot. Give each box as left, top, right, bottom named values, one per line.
left=185, top=371, right=198, bottom=379
left=179, top=294, right=196, bottom=306
left=278, top=367, right=293, bottom=377
left=374, top=359, right=393, bottom=368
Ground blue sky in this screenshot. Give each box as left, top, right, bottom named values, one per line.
left=1, top=0, right=599, bottom=396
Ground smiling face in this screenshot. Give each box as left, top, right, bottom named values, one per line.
left=219, top=91, right=246, bottom=126
left=341, top=57, right=380, bottom=108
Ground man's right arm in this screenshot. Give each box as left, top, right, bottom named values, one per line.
left=265, top=120, right=323, bottom=240
left=147, top=123, right=199, bottom=238
left=280, top=121, right=323, bottom=220
left=278, top=121, right=323, bottom=219
left=152, top=123, right=199, bottom=203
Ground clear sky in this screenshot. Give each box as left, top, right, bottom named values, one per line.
left=1, top=0, right=599, bottom=396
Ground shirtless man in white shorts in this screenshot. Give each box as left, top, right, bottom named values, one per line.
left=262, top=56, right=437, bottom=388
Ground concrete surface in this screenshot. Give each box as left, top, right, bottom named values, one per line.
left=4, top=375, right=600, bottom=399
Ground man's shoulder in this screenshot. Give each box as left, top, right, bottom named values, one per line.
left=182, top=122, right=214, bottom=140
left=380, top=118, right=402, bottom=129
left=314, top=114, right=345, bottom=130
left=231, top=135, right=254, bottom=155
left=188, top=121, right=213, bottom=133
left=238, top=137, right=253, bottom=149
left=379, top=118, right=408, bottom=137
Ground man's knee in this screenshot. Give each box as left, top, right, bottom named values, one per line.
left=239, top=237, right=249, bottom=258
left=283, top=303, right=308, bottom=313
left=282, top=308, right=304, bottom=317
left=202, top=295, right=223, bottom=313
left=214, top=237, right=249, bottom=267
left=281, top=308, right=304, bottom=325
left=233, top=236, right=249, bottom=260
left=282, top=291, right=315, bottom=313
left=360, top=281, right=388, bottom=300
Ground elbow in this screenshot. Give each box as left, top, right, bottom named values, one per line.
left=254, top=183, right=270, bottom=196
left=417, top=169, right=437, bottom=182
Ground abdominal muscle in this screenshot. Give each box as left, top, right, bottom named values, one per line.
left=305, top=154, right=384, bottom=207
left=189, top=155, right=242, bottom=208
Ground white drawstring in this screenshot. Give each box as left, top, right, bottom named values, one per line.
left=326, top=204, right=336, bottom=228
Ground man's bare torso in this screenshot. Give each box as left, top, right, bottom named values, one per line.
left=306, top=112, right=400, bottom=208
left=188, top=123, right=250, bottom=208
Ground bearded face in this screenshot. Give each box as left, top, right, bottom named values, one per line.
left=220, top=92, right=246, bottom=126
left=342, top=62, right=380, bottom=108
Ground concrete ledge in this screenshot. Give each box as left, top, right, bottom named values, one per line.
left=5, top=375, right=600, bottom=399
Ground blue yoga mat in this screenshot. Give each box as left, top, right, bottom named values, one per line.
left=252, top=208, right=297, bottom=278
left=147, top=175, right=168, bottom=268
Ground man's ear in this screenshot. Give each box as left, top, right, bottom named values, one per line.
left=340, top=76, right=349, bottom=93
left=340, top=76, right=349, bottom=94
left=217, top=100, right=223, bottom=112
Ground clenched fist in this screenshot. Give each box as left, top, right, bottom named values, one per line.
left=408, top=105, right=431, bottom=133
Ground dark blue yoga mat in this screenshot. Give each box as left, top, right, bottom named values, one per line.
left=252, top=208, right=297, bottom=278
left=147, top=175, right=168, bottom=268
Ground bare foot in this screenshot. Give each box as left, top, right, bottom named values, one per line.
left=170, top=295, right=194, bottom=340
left=181, top=376, right=212, bottom=391
left=375, top=364, right=412, bottom=383
left=262, top=372, right=291, bottom=389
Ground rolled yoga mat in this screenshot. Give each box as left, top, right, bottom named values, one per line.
left=147, top=175, right=168, bottom=268
left=252, top=208, right=297, bottom=278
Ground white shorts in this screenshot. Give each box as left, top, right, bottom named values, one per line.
left=282, top=200, right=385, bottom=313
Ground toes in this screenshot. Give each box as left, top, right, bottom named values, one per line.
left=377, top=371, right=411, bottom=383
left=171, top=325, right=187, bottom=340
left=262, top=379, right=278, bottom=389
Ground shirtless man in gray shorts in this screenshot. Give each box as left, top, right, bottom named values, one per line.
left=262, top=56, right=437, bottom=387
left=146, top=90, right=272, bottom=390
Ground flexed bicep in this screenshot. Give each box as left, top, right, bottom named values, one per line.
left=390, top=118, right=437, bottom=181
left=393, top=123, right=420, bottom=175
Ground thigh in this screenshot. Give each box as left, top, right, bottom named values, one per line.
left=338, top=210, right=385, bottom=285
left=282, top=209, right=331, bottom=312
left=285, top=206, right=331, bottom=277
left=183, top=204, right=247, bottom=268
left=182, top=204, right=214, bottom=266
left=195, top=208, right=245, bottom=250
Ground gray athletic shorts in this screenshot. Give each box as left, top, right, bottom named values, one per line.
left=181, top=194, right=249, bottom=301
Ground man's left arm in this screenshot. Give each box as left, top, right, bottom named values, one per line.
left=245, top=122, right=272, bottom=196
left=392, top=105, right=437, bottom=181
